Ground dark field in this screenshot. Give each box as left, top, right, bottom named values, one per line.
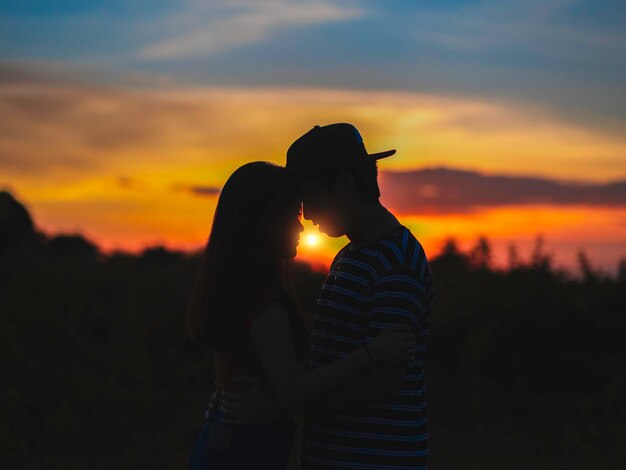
left=2, top=190, right=625, bottom=469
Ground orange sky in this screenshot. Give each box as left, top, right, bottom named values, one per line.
left=295, top=204, right=626, bottom=274
left=2, top=83, right=625, bottom=275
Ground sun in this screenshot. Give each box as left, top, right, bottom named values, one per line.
left=304, top=233, right=320, bottom=247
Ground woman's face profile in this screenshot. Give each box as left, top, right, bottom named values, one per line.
left=262, top=197, right=304, bottom=259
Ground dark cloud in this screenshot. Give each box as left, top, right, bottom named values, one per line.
left=379, top=168, right=626, bottom=215
left=170, top=183, right=221, bottom=197
left=0, top=79, right=226, bottom=178
left=0, top=62, right=54, bottom=85
left=189, top=185, right=221, bottom=197
left=116, top=176, right=152, bottom=191
left=117, top=177, right=133, bottom=188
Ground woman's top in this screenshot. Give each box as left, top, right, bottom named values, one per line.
left=213, top=281, right=310, bottom=394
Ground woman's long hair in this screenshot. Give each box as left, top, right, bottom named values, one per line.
left=186, top=162, right=299, bottom=350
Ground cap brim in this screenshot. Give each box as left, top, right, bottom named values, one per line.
left=368, top=149, right=396, bottom=160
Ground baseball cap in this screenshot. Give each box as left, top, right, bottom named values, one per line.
left=286, top=123, right=396, bottom=175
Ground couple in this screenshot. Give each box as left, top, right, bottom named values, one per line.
left=188, top=123, right=434, bottom=469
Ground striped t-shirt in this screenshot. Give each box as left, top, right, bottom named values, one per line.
left=300, top=225, right=434, bottom=470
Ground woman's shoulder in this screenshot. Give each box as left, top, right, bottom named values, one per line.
left=241, top=284, right=285, bottom=326
left=248, top=300, right=289, bottom=332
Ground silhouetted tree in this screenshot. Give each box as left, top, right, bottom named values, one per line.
left=46, top=234, right=100, bottom=259
left=530, top=234, right=553, bottom=270
left=577, top=249, right=597, bottom=282
left=468, top=235, right=492, bottom=270
left=0, top=190, right=36, bottom=252
left=434, top=236, right=469, bottom=274
left=507, top=242, right=520, bottom=270
left=618, top=258, right=626, bottom=285
left=441, top=237, right=461, bottom=256
left=2, top=193, right=625, bottom=469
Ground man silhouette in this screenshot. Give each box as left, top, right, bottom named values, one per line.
left=286, top=123, right=434, bottom=469
left=222, top=123, right=434, bottom=469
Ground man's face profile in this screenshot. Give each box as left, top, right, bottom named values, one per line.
left=300, top=179, right=346, bottom=237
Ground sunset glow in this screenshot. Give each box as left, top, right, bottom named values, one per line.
left=3, top=84, right=623, bottom=274
left=304, top=233, right=321, bottom=247
left=3, top=4, right=626, bottom=469
left=1, top=1, right=624, bottom=275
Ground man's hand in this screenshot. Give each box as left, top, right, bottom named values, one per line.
left=204, top=390, right=218, bottom=420
left=220, top=376, right=281, bottom=426
left=367, top=323, right=416, bottom=365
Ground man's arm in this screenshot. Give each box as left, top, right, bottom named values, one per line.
left=223, top=247, right=434, bottom=420
left=292, top=262, right=433, bottom=414
left=284, top=364, right=405, bottom=415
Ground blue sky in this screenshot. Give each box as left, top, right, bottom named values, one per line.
left=1, top=0, right=625, bottom=132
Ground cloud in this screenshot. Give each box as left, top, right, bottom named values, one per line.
left=116, top=176, right=155, bottom=192
left=380, top=168, right=626, bottom=215
left=117, top=177, right=134, bottom=189
left=409, top=0, right=626, bottom=63
left=1, top=71, right=624, bottom=190
left=2, top=2, right=624, bottom=131
left=139, top=0, right=364, bottom=60
left=171, top=183, right=221, bottom=197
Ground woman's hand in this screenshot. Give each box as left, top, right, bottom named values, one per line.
left=220, top=376, right=281, bottom=426
left=204, top=390, right=219, bottom=420
left=366, top=323, right=416, bottom=365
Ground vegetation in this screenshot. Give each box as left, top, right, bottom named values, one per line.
left=1, top=190, right=624, bottom=469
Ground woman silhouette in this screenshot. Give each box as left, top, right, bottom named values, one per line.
left=187, top=162, right=414, bottom=469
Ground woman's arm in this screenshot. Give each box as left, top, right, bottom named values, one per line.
left=248, top=301, right=414, bottom=411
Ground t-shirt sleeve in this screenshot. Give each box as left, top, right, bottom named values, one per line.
left=365, top=254, right=434, bottom=346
